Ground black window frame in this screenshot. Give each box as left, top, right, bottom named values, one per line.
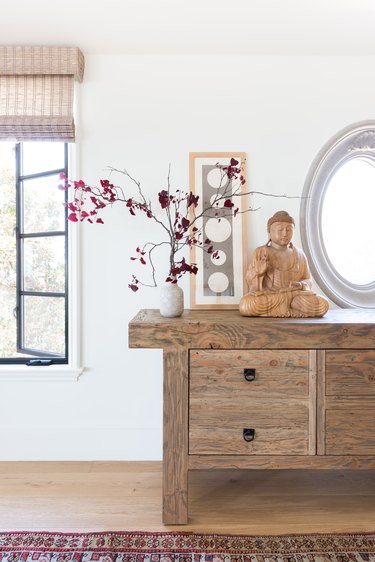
left=0, top=142, right=69, bottom=365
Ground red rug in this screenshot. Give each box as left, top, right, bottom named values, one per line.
left=0, top=531, right=374, bottom=561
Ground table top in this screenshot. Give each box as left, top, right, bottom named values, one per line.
left=128, top=308, right=375, bottom=350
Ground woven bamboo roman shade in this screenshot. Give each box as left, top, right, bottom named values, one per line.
left=0, top=46, right=84, bottom=142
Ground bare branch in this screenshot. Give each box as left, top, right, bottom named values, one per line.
left=65, top=160, right=300, bottom=291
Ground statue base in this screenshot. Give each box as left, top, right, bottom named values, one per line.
left=239, top=288, right=329, bottom=318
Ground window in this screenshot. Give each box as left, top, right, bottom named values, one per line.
left=0, top=141, right=68, bottom=364
left=301, top=121, right=375, bottom=308
left=0, top=46, right=83, bottom=376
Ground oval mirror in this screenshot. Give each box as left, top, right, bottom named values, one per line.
left=301, top=121, right=375, bottom=308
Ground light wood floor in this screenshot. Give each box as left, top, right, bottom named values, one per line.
left=0, top=462, right=374, bottom=534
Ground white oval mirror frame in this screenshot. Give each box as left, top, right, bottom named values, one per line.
left=300, top=120, right=375, bottom=308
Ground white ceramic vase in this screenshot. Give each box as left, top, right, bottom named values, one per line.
left=159, top=282, right=184, bottom=318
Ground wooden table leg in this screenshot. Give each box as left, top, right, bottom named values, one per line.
left=162, top=348, right=188, bottom=524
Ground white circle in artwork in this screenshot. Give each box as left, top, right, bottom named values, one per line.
left=205, top=217, right=231, bottom=243
left=211, top=249, right=227, bottom=266
left=208, top=272, right=229, bottom=293
left=207, top=168, right=225, bottom=189
left=210, top=194, right=225, bottom=208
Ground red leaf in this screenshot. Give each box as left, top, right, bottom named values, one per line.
left=96, top=218, right=104, bottom=224
left=128, top=284, right=139, bottom=292
left=224, top=199, right=234, bottom=208
left=187, top=193, right=199, bottom=208
left=68, top=212, right=78, bottom=222
left=158, top=190, right=170, bottom=209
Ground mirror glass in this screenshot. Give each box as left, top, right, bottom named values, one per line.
left=321, top=158, right=375, bottom=286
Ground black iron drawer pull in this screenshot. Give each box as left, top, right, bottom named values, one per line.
left=243, top=428, right=255, bottom=442
left=243, top=368, right=256, bottom=381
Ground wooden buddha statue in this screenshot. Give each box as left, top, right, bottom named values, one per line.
left=239, top=210, right=329, bottom=318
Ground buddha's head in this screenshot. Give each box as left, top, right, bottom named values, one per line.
left=267, top=210, right=295, bottom=247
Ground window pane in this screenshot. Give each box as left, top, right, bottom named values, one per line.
left=23, top=296, right=65, bottom=355
left=321, top=158, right=375, bottom=286
left=0, top=142, right=17, bottom=357
left=0, top=288, right=34, bottom=358
left=23, top=174, right=66, bottom=233
left=21, top=142, right=65, bottom=176
left=23, top=236, right=65, bottom=292
left=0, top=286, right=17, bottom=357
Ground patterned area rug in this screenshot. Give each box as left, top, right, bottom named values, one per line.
left=0, top=531, right=375, bottom=562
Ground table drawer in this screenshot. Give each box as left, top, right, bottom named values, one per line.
left=189, top=349, right=310, bottom=455
left=325, top=406, right=375, bottom=455
left=190, top=349, right=309, bottom=399
left=326, top=350, right=375, bottom=396
left=189, top=399, right=309, bottom=454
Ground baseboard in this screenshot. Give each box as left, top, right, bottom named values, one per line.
left=0, top=427, right=162, bottom=460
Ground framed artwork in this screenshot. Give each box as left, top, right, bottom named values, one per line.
left=189, top=152, right=247, bottom=309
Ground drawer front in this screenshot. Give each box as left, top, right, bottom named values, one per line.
left=189, top=349, right=310, bottom=455
left=324, top=350, right=375, bottom=455
left=325, top=407, right=375, bottom=455
left=326, top=350, right=375, bottom=396
left=190, top=349, right=309, bottom=399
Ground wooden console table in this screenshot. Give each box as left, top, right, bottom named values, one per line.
left=128, top=308, right=375, bottom=524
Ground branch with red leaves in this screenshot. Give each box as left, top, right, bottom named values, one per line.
left=59, top=158, right=293, bottom=292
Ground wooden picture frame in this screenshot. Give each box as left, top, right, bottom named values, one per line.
left=189, top=152, right=247, bottom=309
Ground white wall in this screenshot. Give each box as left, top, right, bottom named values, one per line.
left=1, top=54, right=375, bottom=459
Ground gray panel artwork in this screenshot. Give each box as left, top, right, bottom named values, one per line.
left=202, top=165, right=234, bottom=297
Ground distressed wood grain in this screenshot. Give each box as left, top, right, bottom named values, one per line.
left=163, top=349, right=188, bottom=524
left=190, top=350, right=309, bottom=398
left=129, top=309, right=375, bottom=350
left=326, top=350, right=375, bottom=395
left=308, top=350, right=317, bottom=455
left=128, top=308, right=375, bottom=525
left=325, top=408, right=375, bottom=455
left=317, top=350, right=326, bottom=455
left=189, top=426, right=308, bottom=455
left=189, top=349, right=311, bottom=455
left=188, top=455, right=375, bottom=470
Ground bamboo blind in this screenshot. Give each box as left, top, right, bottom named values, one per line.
left=0, top=46, right=84, bottom=142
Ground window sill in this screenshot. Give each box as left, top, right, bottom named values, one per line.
left=0, top=366, right=84, bottom=382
